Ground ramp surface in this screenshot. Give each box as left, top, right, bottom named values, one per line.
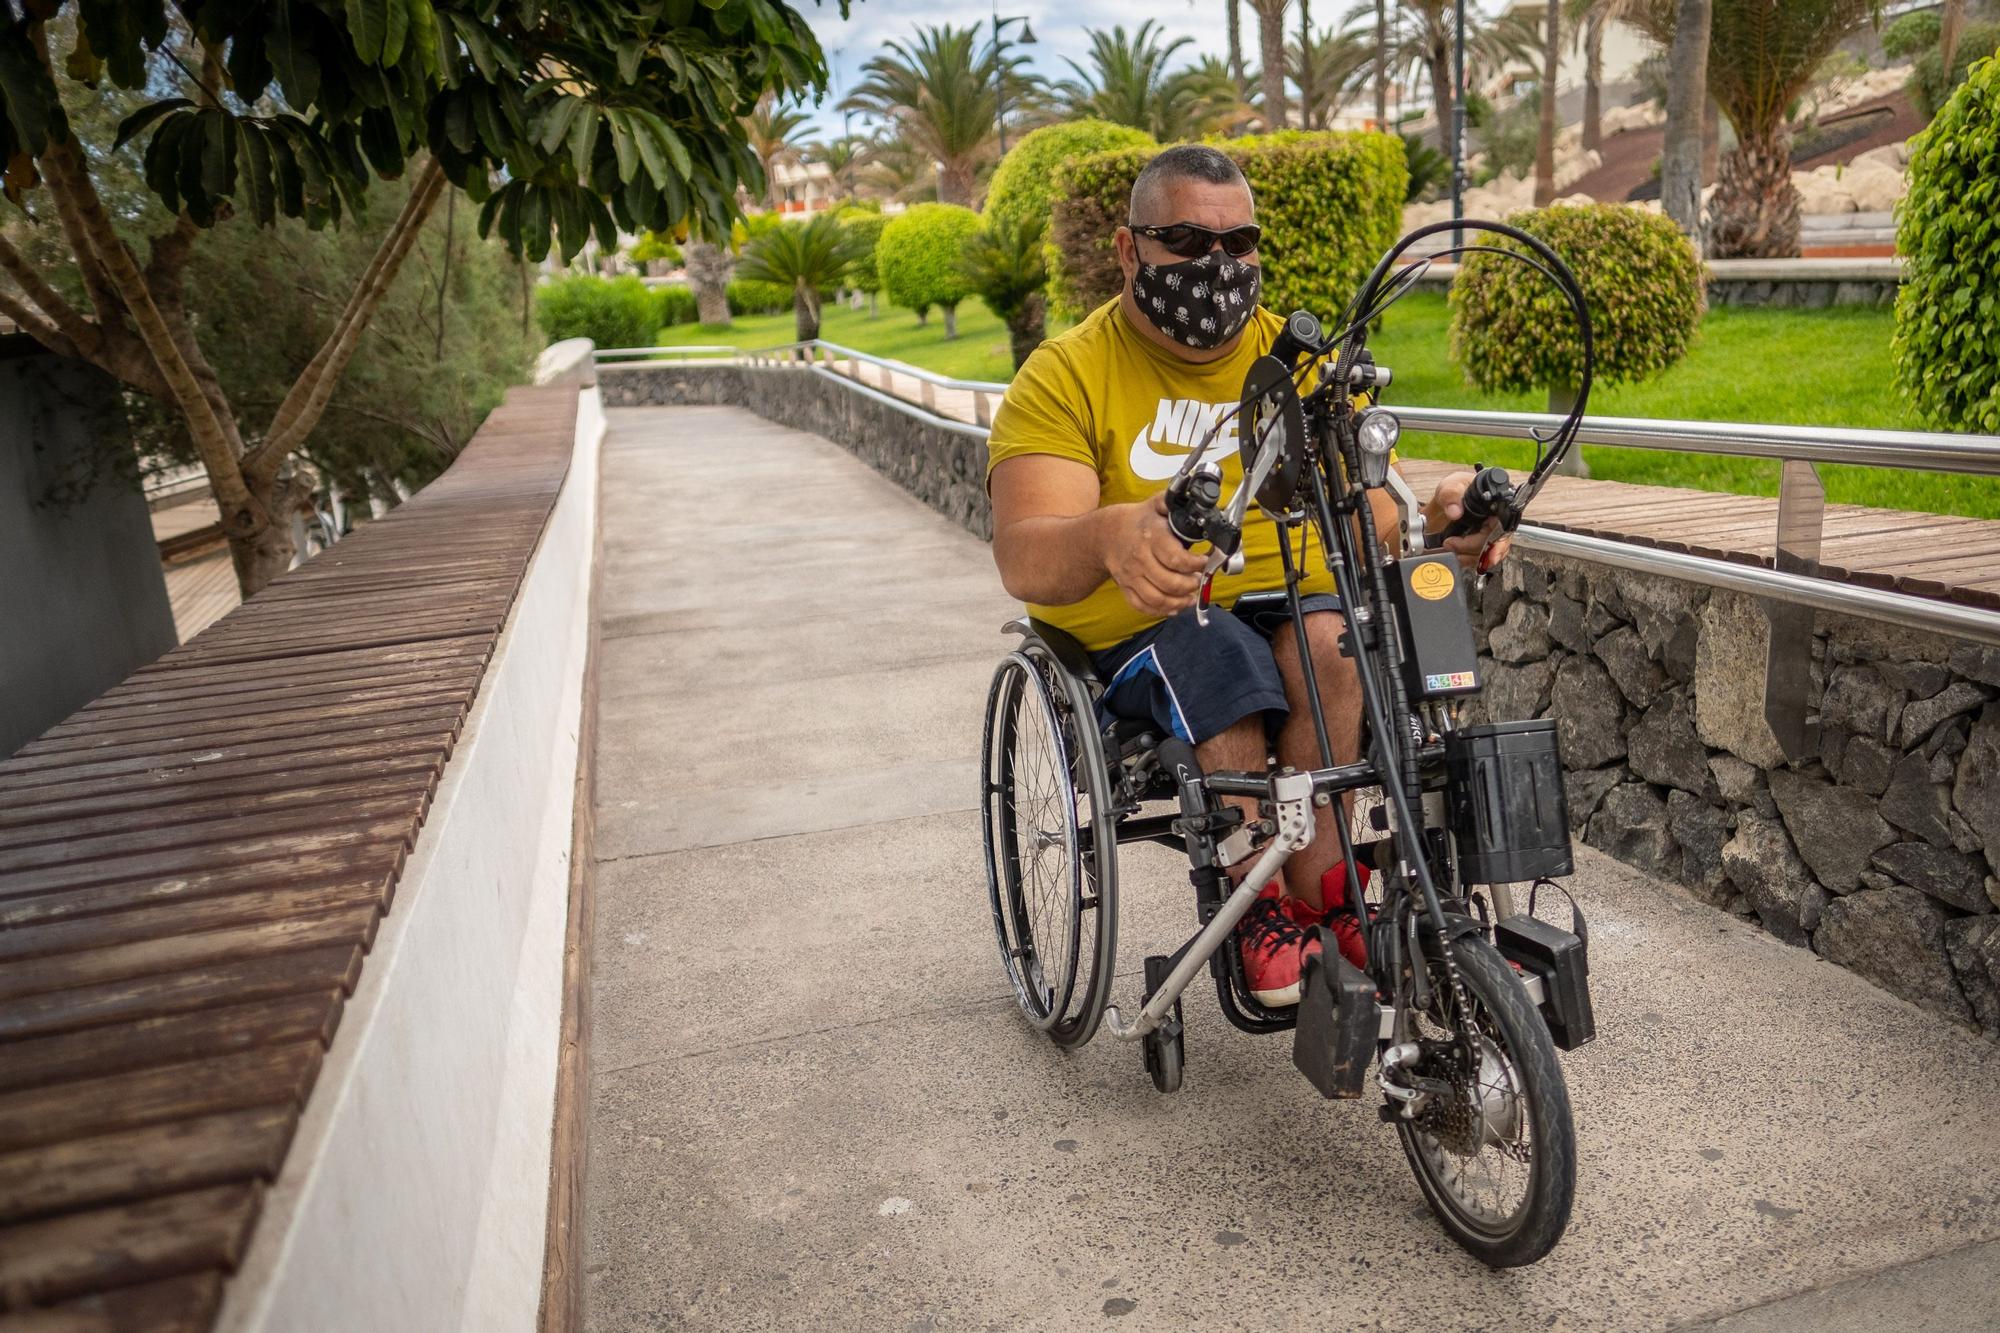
left=584, top=405, right=2000, bottom=1331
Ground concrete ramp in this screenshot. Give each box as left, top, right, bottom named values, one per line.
left=584, top=405, right=2000, bottom=1331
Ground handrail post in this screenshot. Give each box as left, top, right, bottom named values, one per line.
left=1763, top=458, right=1826, bottom=763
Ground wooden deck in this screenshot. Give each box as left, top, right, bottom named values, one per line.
left=824, top=358, right=1999, bottom=613
left=0, top=385, right=580, bottom=1328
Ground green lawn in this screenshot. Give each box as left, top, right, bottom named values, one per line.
left=656, top=301, right=1067, bottom=384
left=660, top=291, right=1996, bottom=520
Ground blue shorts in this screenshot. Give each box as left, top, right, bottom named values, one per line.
left=1090, top=594, right=1344, bottom=746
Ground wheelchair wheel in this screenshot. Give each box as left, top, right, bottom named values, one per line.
left=981, top=644, right=1117, bottom=1048
left=1395, top=935, right=1576, bottom=1267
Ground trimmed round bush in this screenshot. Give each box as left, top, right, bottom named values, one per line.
left=1896, top=54, right=2000, bottom=433
left=1449, top=203, right=1705, bottom=398
left=877, top=201, right=983, bottom=316
left=1049, top=131, right=1407, bottom=320
left=654, top=284, right=697, bottom=328
left=534, top=274, right=658, bottom=349
left=727, top=278, right=793, bottom=316
left=839, top=209, right=887, bottom=295
left=986, top=119, right=1155, bottom=241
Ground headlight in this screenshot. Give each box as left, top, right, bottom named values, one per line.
left=1356, top=407, right=1400, bottom=487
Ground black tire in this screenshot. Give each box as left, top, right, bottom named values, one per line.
left=980, top=645, right=1117, bottom=1048
left=1394, top=935, right=1575, bottom=1267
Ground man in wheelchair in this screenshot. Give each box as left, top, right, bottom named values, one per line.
left=986, top=145, right=1505, bottom=1010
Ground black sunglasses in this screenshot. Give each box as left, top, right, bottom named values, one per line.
left=1129, top=221, right=1262, bottom=259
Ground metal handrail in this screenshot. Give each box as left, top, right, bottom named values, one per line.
left=596, top=344, right=741, bottom=361
left=1395, top=405, right=2000, bottom=475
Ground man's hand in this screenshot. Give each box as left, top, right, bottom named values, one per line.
left=1103, top=494, right=1208, bottom=617
left=1423, top=470, right=1512, bottom=572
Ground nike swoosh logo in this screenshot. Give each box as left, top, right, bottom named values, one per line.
left=1128, top=425, right=1234, bottom=481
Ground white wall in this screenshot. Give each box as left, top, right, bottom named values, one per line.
left=216, top=383, right=605, bottom=1333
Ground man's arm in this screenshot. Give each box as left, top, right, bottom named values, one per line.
left=990, top=454, right=1208, bottom=618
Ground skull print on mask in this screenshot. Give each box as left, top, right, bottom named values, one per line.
left=1130, top=250, right=1261, bottom=350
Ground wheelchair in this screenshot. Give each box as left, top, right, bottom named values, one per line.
left=979, top=219, right=1608, bottom=1267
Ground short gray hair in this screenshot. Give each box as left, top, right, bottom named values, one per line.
left=1128, top=145, right=1250, bottom=224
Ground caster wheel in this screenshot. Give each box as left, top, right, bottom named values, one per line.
left=1142, top=954, right=1185, bottom=1094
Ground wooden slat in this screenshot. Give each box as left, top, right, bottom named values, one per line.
left=0, top=1107, right=293, bottom=1225
left=0, top=945, right=362, bottom=1043
left=0, top=1184, right=259, bottom=1311
left=0, top=1043, right=322, bottom=1154
left=0, top=382, right=579, bottom=1327
left=0, top=993, right=342, bottom=1093
left=3, top=1272, right=224, bottom=1332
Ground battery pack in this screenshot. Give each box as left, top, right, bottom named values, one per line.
left=1445, top=720, right=1574, bottom=884
left=1494, top=912, right=1595, bottom=1050
left=1390, top=555, right=1481, bottom=699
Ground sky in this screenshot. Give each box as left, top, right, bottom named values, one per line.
left=796, top=0, right=1244, bottom=139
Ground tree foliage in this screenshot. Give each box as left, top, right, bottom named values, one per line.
left=1449, top=203, right=1706, bottom=395
left=837, top=25, right=1036, bottom=207
left=734, top=211, right=857, bottom=340
left=837, top=206, right=887, bottom=296
left=876, top=200, right=981, bottom=327
left=1911, top=19, right=2000, bottom=119
left=0, top=0, right=831, bottom=596
left=1055, top=22, right=1245, bottom=139
left=961, top=214, right=1048, bottom=369
left=1895, top=54, right=2000, bottom=433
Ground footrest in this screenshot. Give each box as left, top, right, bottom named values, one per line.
left=1291, top=941, right=1375, bottom=1100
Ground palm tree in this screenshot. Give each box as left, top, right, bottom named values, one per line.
left=1368, top=0, right=1539, bottom=151
left=1162, top=57, right=1258, bottom=139
left=1625, top=0, right=1878, bottom=257
left=1659, top=0, right=1709, bottom=242
left=1249, top=0, right=1291, bottom=128
left=734, top=214, right=859, bottom=343
left=856, top=134, right=936, bottom=204
left=1057, top=23, right=1194, bottom=130
left=811, top=135, right=871, bottom=198
left=684, top=242, right=734, bottom=326
left=1289, top=24, right=1373, bottom=129
left=839, top=26, right=1038, bottom=208
left=1534, top=0, right=1562, bottom=204
left=962, top=216, right=1049, bottom=370
left=743, top=93, right=814, bottom=211
left=1227, top=0, right=1249, bottom=93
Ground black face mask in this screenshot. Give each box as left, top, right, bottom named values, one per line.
left=1131, top=250, right=1261, bottom=350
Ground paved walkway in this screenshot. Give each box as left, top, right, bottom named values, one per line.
left=582, top=405, right=2000, bottom=1331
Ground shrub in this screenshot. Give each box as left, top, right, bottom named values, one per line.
left=534, top=273, right=659, bottom=350
left=986, top=120, right=1156, bottom=241
left=631, top=231, right=683, bottom=268
left=1882, top=10, right=1942, bottom=61
left=1910, top=20, right=2000, bottom=119
left=1895, top=54, right=2000, bottom=433
left=1449, top=203, right=1705, bottom=401
left=839, top=209, right=887, bottom=295
left=1402, top=133, right=1449, bottom=202
left=655, top=284, right=697, bottom=328
left=877, top=201, right=984, bottom=335
left=1481, top=92, right=1542, bottom=181
left=727, top=278, right=794, bottom=316
left=1048, top=131, right=1407, bottom=320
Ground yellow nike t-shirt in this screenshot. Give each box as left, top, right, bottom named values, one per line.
left=987, top=299, right=1339, bottom=652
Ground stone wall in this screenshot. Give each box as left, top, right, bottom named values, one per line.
left=1466, top=550, right=2000, bottom=1036
left=600, top=363, right=993, bottom=539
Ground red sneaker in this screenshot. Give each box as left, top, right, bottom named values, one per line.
left=1311, top=862, right=1371, bottom=971
left=1237, top=880, right=1319, bottom=1007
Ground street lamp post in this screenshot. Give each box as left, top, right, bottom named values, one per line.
left=1451, top=0, right=1466, bottom=250
left=991, top=6, right=1035, bottom=156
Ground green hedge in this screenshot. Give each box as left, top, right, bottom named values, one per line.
left=1048, top=131, right=1408, bottom=320
left=727, top=278, right=794, bottom=316
left=877, top=202, right=983, bottom=315
left=1449, top=203, right=1706, bottom=396
left=655, top=284, right=697, bottom=328
left=534, top=274, right=659, bottom=350
left=1896, top=54, right=2000, bottom=433
left=987, top=120, right=1156, bottom=242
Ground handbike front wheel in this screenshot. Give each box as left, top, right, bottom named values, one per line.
left=979, top=645, right=1117, bottom=1048
left=1395, top=934, right=1576, bottom=1267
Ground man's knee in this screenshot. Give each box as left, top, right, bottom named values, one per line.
left=1272, top=611, right=1356, bottom=694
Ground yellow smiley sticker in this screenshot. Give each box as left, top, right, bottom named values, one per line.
left=1410, top=560, right=1455, bottom=601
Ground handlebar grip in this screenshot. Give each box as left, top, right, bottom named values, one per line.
left=1425, top=464, right=1515, bottom=548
